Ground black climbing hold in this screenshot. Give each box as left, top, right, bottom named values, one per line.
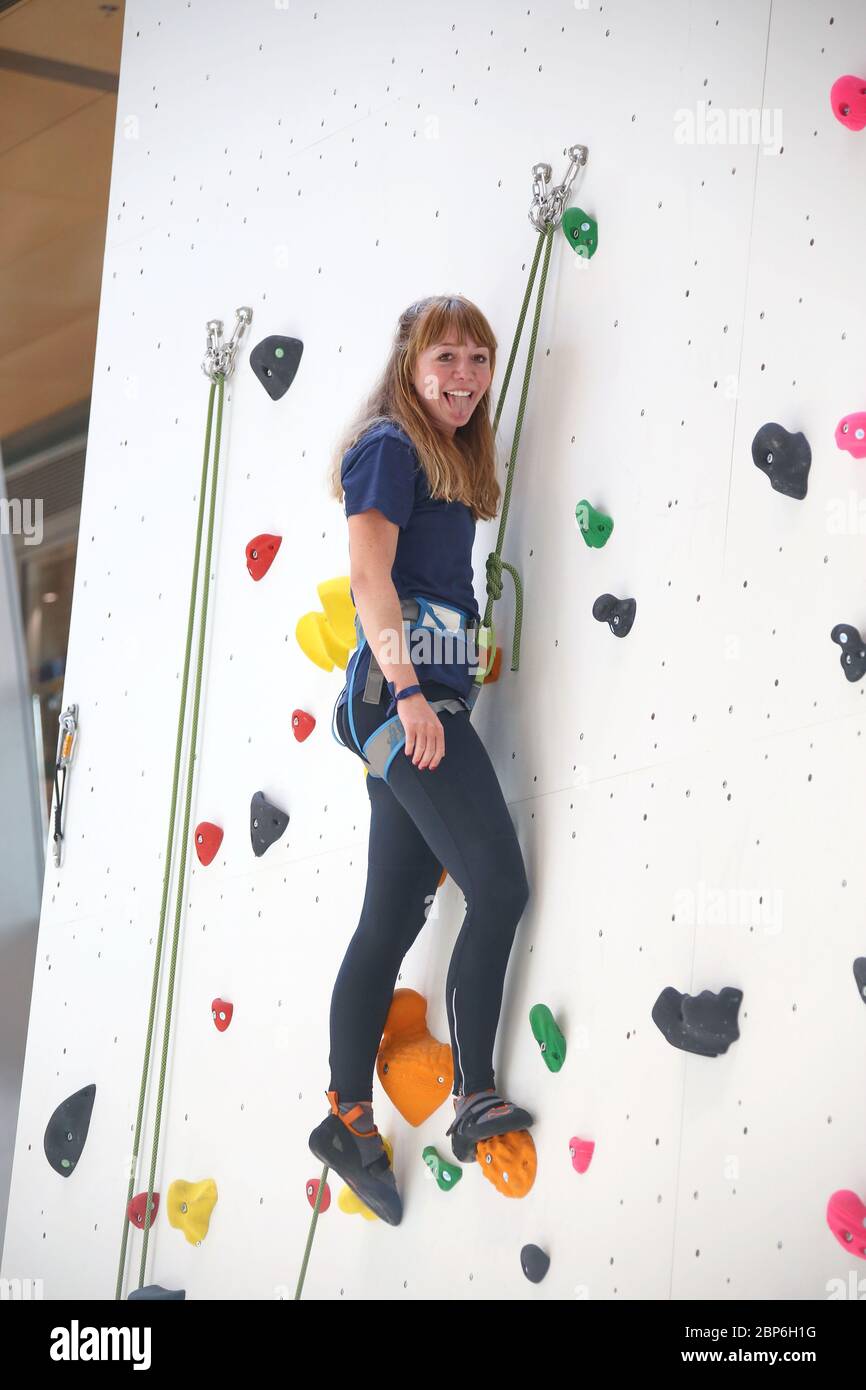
left=250, top=790, right=289, bottom=856
left=751, top=423, right=811, bottom=500
left=127, top=1285, right=186, bottom=1301
left=520, top=1243, right=550, bottom=1283
left=43, top=1084, right=96, bottom=1177
left=853, top=958, right=866, bottom=1004
left=830, top=624, right=866, bottom=682
left=249, top=336, right=303, bottom=401
left=652, top=986, right=742, bottom=1057
left=592, top=593, right=636, bottom=637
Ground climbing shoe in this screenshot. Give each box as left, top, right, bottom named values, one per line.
left=445, top=1088, right=534, bottom=1164
left=308, top=1090, right=402, bottom=1226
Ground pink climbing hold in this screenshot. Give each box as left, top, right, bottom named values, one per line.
left=212, top=998, right=233, bottom=1032
left=830, top=75, right=866, bottom=131
left=292, top=710, right=316, bottom=742
left=306, top=1177, right=331, bottom=1213
left=835, top=413, right=866, bottom=460
left=826, top=1190, right=866, bottom=1260
left=569, top=1136, right=595, bottom=1174
left=194, top=822, right=223, bottom=867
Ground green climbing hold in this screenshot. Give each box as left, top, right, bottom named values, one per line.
left=562, top=207, right=598, bottom=259
left=422, top=1145, right=463, bottom=1191
left=575, top=499, right=613, bottom=549
left=529, top=1004, right=566, bottom=1072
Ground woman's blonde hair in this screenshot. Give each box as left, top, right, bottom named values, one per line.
left=327, top=295, right=501, bottom=522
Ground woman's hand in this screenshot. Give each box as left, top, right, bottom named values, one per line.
left=397, top=692, right=445, bottom=771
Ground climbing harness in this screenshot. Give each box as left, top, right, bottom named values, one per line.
left=299, top=143, right=591, bottom=1300
left=50, top=703, right=79, bottom=868
left=114, top=307, right=252, bottom=1299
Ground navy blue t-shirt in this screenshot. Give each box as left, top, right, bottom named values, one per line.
left=336, top=420, right=481, bottom=708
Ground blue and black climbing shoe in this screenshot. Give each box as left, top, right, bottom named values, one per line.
left=445, top=1088, right=534, bottom=1164
left=308, top=1090, right=402, bottom=1226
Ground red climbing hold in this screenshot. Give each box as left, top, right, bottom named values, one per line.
left=194, top=822, right=223, bottom=867
left=212, top=998, right=233, bottom=1032
left=127, top=1191, right=160, bottom=1229
left=569, top=1136, right=595, bottom=1174
left=246, top=533, right=282, bottom=581
left=292, top=710, right=316, bottom=742
left=831, top=75, right=866, bottom=131
left=836, top=412, right=866, bottom=460
left=826, top=1189, right=866, bottom=1259
left=306, top=1177, right=331, bottom=1213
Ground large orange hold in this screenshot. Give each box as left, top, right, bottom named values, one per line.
left=476, top=1130, right=537, bottom=1198
left=376, top=988, right=453, bottom=1126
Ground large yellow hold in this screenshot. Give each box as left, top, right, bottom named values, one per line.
left=296, top=577, right=357, bottom=672
left=167, top=1178, right=218, bottom=1245
left=337, top=1136, right=394, bottom=1220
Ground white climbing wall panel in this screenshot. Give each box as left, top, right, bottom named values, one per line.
left=3, top=0, right=866, bottom=1301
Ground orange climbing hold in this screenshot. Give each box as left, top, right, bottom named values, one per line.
left=376, top=988, right=453, bottom=1126
left=475, top=1130, right=537, bottom=1198
left=483, top=647, right=503, bottom=683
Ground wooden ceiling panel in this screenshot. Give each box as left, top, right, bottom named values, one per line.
left=0, top=0, right=123, bottom=74
left=0, top=215, right=106, bottom=356
left=0, top=311, right=97, bottom=437
left=0, top=68, right=101, bottom=156
left=0, top=93, right=114, bottom=200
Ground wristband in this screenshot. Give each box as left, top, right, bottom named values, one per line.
left=386, top=681, right=423, bottom=717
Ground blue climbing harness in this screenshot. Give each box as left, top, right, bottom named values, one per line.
left=331, top=595, right=483, bottom=784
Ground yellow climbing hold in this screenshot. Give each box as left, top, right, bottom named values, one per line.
left=167, top=1178, right=218, bottom=1245
left=296, top=577, right=357, bottom=672
left=337, top=1137, right=394, bottom=1220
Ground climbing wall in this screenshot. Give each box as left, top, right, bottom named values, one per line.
left=3, top=0, right=866, bottom=1300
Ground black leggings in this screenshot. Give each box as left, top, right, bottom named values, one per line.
left=329, top=681, right=530, bottom=1099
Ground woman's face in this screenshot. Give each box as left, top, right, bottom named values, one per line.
left=412, top=334, right=492, bottom=436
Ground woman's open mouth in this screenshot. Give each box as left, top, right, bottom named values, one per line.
left=443, top=389, right=473, bottom=414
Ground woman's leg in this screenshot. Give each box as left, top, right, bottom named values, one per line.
left=327, top=769, right=444, bottom=1099
left=384, top=705, right=530, bottom=1097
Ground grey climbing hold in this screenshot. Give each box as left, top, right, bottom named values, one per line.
left=250, top=790, right=289, bottom=856
left=751, top=423, right=811, bottom=500
left=652, top=986, right=742, bottom=1057
left=520, top=1243, right=550, bottom=1283
left=249, top=336, right=303, bottom=401
left=44, top=1084, right=96, bottom=1177
left=853, top=958, right=866, bottom=1004
left=830, top=624, right=866, bottom=682
left=127, top=1285, right=186, bottom=1300
left=593, top=593, right=636, bottom=637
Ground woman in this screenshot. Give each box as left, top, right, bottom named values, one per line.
left=308, top=296, right=532, bottom=1225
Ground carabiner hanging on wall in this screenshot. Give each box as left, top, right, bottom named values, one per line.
left=51, top=703, right=79, bottom=867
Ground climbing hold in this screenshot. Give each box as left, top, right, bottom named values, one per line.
left=194, top=821, right=223, bottom=867
left=529, top=1003, right=567, bottom=1072
left=249, top=335, right=304, bottom=400
left=337, top=1137, right=393, bottom=1219
left=484, top=645, right=503, bottom=683
left=836, top=413, right=866, bottom=460
left=473, top=621, right=497, bottom=682
left=652, top=986, right=743, bottom=1057
left=127, top=1191, right=159, bottom=1230
left=296, top=577, right=357, bottom=672
left=593, top=593, right=636, bottom=637
left=830, top=75, right=866, bottom=131
left=437, top=866, right=447, bottom=888
left=211, top=997, right=233, bottom=1032
left=167, top=1178, right=218, bottom=1245
left=853, top=958, right=866, bottom=1003
left=376, top=988, right=453, bottom=1125
left=246, top=534, right=282, bottom=582
left=127, top=1285, right=186, bottom=1300
left=826, top=1190, right=866, bottom=1259
left=44, top=1084, right=96, bottom=1177
left=575, top=498, right=613, bottom=548
left=562, top=207, right=598, bottom=259
left=520, top=1244, right=550, bottom=1283
left=751, top=423, right=811, bottom=500
left=569, top=1137, right=595, bottom=1174
left=422, top=1146, right=463, bottom=1191
left=250, top=790, right=289, bottom=856
left=830, top=624, right=866, bottom=682
left=292, top=710, right=316, bottom=742
left=476, top=1131, right=537, bottom=1199
left=305, top=1177, right=331, bottom=1213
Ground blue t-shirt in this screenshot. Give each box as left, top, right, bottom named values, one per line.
left=336, top=420, right=481, bottom=708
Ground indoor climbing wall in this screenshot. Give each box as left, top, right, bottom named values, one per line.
left=3, top=0, right=866, bottom=1300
